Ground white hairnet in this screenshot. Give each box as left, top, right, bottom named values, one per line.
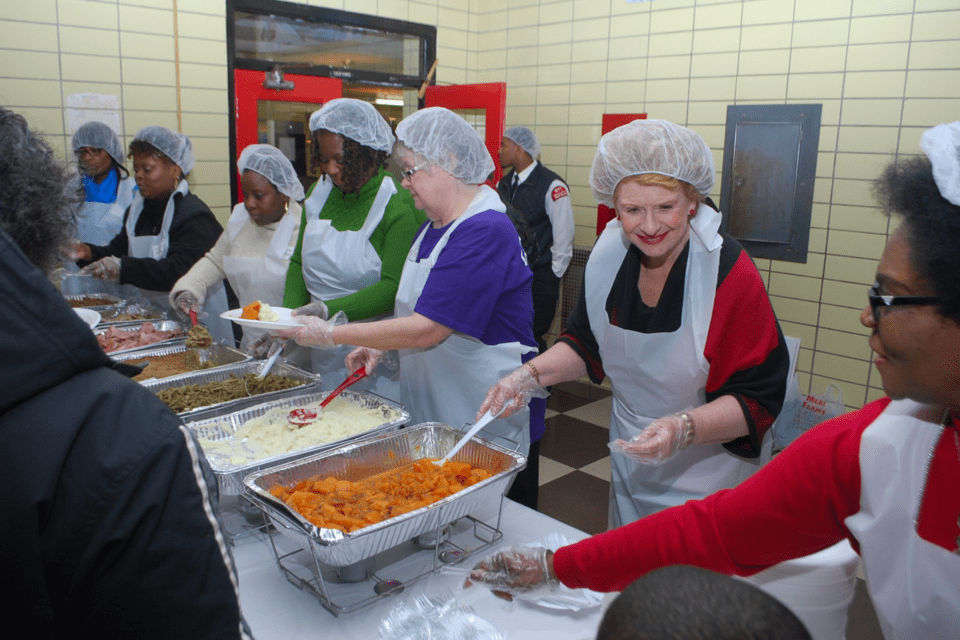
left=132, top=125, right=195, bottom=175
left=920, top=121, right=960, bottom=207
left=72, top=121, right=125, bottom=166
left=308, top=98, right=395, bottom=154
left=395, top=107, right=494, bottom=185
left=589, top=119, right=715, bottom=207
left=237, top=144, right=305, bottom=201
left=504, top=126, right=540, bottom=159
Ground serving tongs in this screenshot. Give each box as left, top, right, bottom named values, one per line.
left=187, top=310, right=213, bottom=363
left=433, top=405, right=507, bottom=466
left=286, top=367, right=367, bottom=429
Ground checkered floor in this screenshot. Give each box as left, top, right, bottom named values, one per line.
left=538, top=380, right=613, bottom=535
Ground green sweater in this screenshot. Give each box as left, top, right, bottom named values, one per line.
left=282, top=169, right=425, bottom=320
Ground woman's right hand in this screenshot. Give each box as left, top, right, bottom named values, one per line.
left=476, top=365, right=542, bottom=421
left=69, top=242, right=92, bottom=262
left=346, top=346, right=382, bottom=375
left=174, top=291, right=200, bottom=317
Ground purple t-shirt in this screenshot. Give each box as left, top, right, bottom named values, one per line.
left=413, top=210, right=536, bottom=349
left=412, top=209, right=545, bottom=442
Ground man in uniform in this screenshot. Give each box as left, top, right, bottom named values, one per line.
left=497, top=126, right=574, bottom=354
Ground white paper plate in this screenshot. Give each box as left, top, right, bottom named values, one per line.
left=74, top=307, right=101, bottom=328
left=221, top=307, right=301, bottom=330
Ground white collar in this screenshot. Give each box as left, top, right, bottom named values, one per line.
left=514, top=160, right=539, bottom=185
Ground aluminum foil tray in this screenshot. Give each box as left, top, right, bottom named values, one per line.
left=95, top=320, right=186, bottom=355
left=111, top=340, right=252, bottom=381
left=188, top=390, right=409, bottom=495
left=244, top=422, right=525, bottom=566
left=142, top=360, right=320, bottom=418
left=98, top=303, right=167, bottom=326
left=64, top=293, right=124, bottom=310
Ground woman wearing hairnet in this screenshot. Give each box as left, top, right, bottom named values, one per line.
left=469, top=122, right=960, bottom=640
left=281, top=98, right=424, bottom=395
left=75, top=126, right=223, bottom=310
left=70, top=121, right=138, bottom=246
left=169, top=144, right=304, bottom=349
left=480, top=119, right=790, bottom=525
left=279, top=107, right=541, bottom=457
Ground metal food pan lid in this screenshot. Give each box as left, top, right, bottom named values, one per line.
left=243, top=423, right=525, bottom=546
left=97, top=302, right=168, bottom=326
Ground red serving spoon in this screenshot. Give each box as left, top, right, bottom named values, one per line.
left=287, top=367, right=368, bottom=427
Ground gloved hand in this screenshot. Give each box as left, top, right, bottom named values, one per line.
left=610, top=412, right=695, bottom=465
left=80, top=256, right=120, bottom=280
left=346, top=346, right=382, bottom=375
left=174, top=290, right=200, bottom=317
left=293, top=300, right=329, bottom=320
left=476, top=364, right=543, bottom=421
left=247, top=333, right=284, bottom=358
left=277, top=314, right=336, bottom=348
left=469, top=545, right=558, bottom=594
left=66, top=242, right=92, bottom=262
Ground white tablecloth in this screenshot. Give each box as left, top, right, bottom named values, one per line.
left=232, top=499, right=608, bottom=639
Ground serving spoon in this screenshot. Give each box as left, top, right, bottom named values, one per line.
left=433, top=406, right=506, bottom=466
left=287, top=367, right=368, bottom=429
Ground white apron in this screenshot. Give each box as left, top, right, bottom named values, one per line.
left=396, top=187, right=535, bottom=456
left=221, top=202, right=298, bottom=348
left=586, top=205, right=766, bottom=526
left=845, top=399, right=960, bottom=639
left=77, top=176, right=137, bottom=246
left=301, top=176, right=399, bottom=398
left=126, top=180, right=231, bottom=344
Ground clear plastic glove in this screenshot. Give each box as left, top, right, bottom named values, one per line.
left=468, top=545, right=557, bottom=595
left=476, top=365, right=544, bottom=421
left=67, top=242, right=91, bottom=262
left=610, top=412, right=694, bottom=465
left=247, top=333, right=283, bottom=358
left=277, top=314, right=335, bottom=348
left=346, top=346, right=382, bottom=375
left=80, top=255, right=120, bottom=280
left=174, top=291, right=200, bottom=318
left=293, top=300, right=329, bottom=320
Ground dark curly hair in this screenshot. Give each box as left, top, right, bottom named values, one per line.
left=874, top=156, right=960, bottom=323
left=0, top=108, right=81, bottom=274
left=310, top=129, right=388, bottom=194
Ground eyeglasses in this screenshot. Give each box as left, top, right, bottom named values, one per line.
left=402, top=163, right=426, bottom=179
left=867, top=284, right=938, bottom=323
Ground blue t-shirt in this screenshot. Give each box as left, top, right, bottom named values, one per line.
left=413, top=209, right=546, bottom=442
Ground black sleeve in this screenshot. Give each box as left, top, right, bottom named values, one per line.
left=557, top=275, right=606, bottom=383
left=119, top=194, right=223, bottom=292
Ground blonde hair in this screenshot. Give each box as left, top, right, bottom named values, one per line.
left=614, top=174, right=702, bottom=204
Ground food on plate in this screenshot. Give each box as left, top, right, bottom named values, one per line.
left=155, top=373, right=304, bottom=413
left=68, top=295, right=117, bottom=308
left=128, top=351, right=213, bottom=381
left=240, top=300, right=280, bottom=322
left=97, top=323, right=183, bottom=353
left=269, top=458, right=492, bottom=533
left=198, top=395, right=401, bottom=465
left=185, top=324, right=212, bottom=349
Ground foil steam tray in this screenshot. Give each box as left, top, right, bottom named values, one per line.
left=95, top=319, right=186, bottom=355
left=111, top=339, right=252, bottom=381
left=97, top=303, right=167, bottom=326
left=64, top=293, right=124, bottom=310
left=141, top=360, right=320, bottom=418
left=244, top=422, right=526, bottom=567
left=188, top=390, right=409, bottom=495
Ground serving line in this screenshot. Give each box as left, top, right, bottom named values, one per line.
left=232, top=498, right=607, bottom=640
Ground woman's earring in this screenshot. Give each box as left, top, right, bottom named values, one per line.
left=284, top=199, right=289, bottom=214
left=689, top=209, right=696, bottom=215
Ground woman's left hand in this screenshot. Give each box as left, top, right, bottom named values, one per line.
left=277, top=315, right=335, bottom=348
left=79, top=256, right=120, bottom=280
left=611, top=413, right=694, bottom=465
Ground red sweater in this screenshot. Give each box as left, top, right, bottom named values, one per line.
left=554, top=398, right=960, bottom=592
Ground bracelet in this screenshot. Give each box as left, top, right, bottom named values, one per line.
left=677, top=412, right=696, bottom=451
left=526, top=361, right=542, bottom=386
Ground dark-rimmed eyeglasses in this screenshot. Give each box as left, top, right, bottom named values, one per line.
left=868, top=284, right=938, bottom=323
left=402, top=163, right=425, bottom=179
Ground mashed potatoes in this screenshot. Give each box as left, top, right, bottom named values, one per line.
left=199, top=395, right=400, bottom=466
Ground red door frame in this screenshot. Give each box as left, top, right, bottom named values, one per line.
left=425, top=82, right=506, bottom=186
left=596, top=113, right=647, bottom=234
left=233, top=69, right=342, bottom=197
